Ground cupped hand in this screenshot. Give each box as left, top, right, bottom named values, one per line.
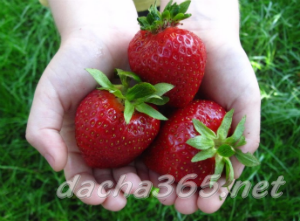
left=152, top=0, right=261, bottom=214
left=26, top=2, right=145, bottom=210
left=26, top=0, right=260, bottom=214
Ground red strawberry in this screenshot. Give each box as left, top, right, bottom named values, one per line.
left=75, top=69, right=174, bottom=168
left=143, top=100, right=260, bottom=186
left=128, top=0, right=206, bottom=108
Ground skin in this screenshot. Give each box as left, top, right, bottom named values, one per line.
left=26, top=0, right=260, bottom=214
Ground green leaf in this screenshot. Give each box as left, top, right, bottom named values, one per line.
left=148, top=4, right=161, bottom=22
left=210, top=155, right=225, bottom=187
left=147, top=96, right=170, bottom=106
left=115, top=69, right=142, bottom=83
left=191, top=148, right=216, bottom=162
left=135, top=94, right=162, bottom=106
left=216, top=109, right=234, bottom=141
left=135, top=103, right=168, bottom=121
left=137, top=0, right=192, bottom=33
left=217, top=144, right=236, bottom=157
left=126, top=83, right=156, bottom=101
left=107, top=88, right=125, bottom=99
left=235, top=149, right=260, bottom=167
left=178, top=0, right=191, bottom=14
left=86, top=68, right=113, bottom=89
left=147, top=12, right=155, bottom=24
left=161, top=10, right=170, bottom=20
left=234, top=135, right=247, bottom=148
left=173, top=13, right=185, bottom=21
left=223, top=157, right=234, bottom=187
left=214, top=155, right=225, bottom=175
left=137, top=17, right=150, bottom=30
left=182, top=14, right=192, bottom=20
left=225, top=116, right=246, bottom=145
left=170, top=3, right=179, bottom=17
left=186, top=136, right=214, bottom=150
left=164, top=0, right=173, bottom=11
left=154, top=83, right=174, bottom=96
left=192, top=119, right=216, bottom=139
left=124, top=100, right=135, bottom=124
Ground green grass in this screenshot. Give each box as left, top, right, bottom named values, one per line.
left=1, top=0, right=300, bottom=220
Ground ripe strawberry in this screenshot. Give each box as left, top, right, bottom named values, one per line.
left=75, top=69, right=174, bottom=168
left=143, top=100, right=260, bottom=186
left=128, top=0, right=206, bottom=108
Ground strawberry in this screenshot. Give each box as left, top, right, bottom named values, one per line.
left=128, top=0, right=206, bottom=108
left=143, top=100, right=260, bottom=186
left=75, top=69, right=174, bottom=168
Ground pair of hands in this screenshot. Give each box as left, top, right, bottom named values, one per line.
left=26, top=0, right=260, bottom=214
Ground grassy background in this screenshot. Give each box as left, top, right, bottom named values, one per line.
left=0, top=0, right=299, bottom=220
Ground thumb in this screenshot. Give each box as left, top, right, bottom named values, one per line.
left=26, top=76, right=68, bottom=171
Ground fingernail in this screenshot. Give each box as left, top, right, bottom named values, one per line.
left=44, top=153, right=54, bottom=168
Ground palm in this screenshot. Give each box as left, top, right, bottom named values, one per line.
left=26, top=7, right=143, bottom=208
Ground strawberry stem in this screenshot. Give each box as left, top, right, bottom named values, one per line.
left=187, top=109, right=260, bottom=187
left=137, top=0, right=192, bottom=34
left=85, top=68, right=174, bottom=123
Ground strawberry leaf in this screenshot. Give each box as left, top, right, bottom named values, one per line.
left=136, top=103, right=168, bottom=121
left=147, top=4, right=160, bottom=22
left=223, top=157, right=234, bottom=187
left=115, top=69, right=142, bottom=90
left=147, top=96, right=170, bottom=106
left=137, top=17, right=150, bottom=30
left=217, top=144, right=235, bottom=157
left=235, top=149, right=260, bottom=167
left=225, top=116, right=246, bottom=145
left=234, top=135, right=246, bottom=148
left=126, top=83, right=156, bottom=101
left=170, top=3, right=179, bottom=17
left=154, top=83, right=174, bottom=96
left=104, top=88, right=125, bottom=99
left=186, top=136, right=214, bottom=150
left=210, top=155, right=225, bottom=187
left=161, top=10, right=170, bottom=20
left=173, top=13, right=185, bottom=21
left=216, top=109, right=234, bottom=141
left=137, top=0, right=192, bottom=33
left=86, top=68, right=114, bottom=90
left=192, top=119, right=216, bottom=139
left=124, top=100, right=135, bottom=124
left=178, top=0, right=191, bottom=14
left=191, top=148, right=216, bottom=162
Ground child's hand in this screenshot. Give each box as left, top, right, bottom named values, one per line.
left=154, top=0, right=261, bottom=214
left=26, top=0, right=143, bottom=210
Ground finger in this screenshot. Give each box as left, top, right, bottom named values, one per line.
left=26, top=80, right=68, bottom=171
left=93, top=169, right=128, bottom=211
left=135, top=158, right=150, bottom=181
left=112, top=163, right=142, bottom=195
left=149, top=170, right=177, bottom=206
left=64, top=151, right=106, bottom=205
left=101, top=190, right=127, bottom=211
left=93, top=168, right=116, bottom=188
left=197, top=177, right=234, bottom=214
left=230, top=92, right=261, bottom=178
left=175, top=190, right=198, bottom=215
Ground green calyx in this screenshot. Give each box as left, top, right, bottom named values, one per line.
left=86, top=68, right=174, bottom=124
left=186, top=110, right=260, bottom=187
left=137, top=0, right=192, bottom=34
